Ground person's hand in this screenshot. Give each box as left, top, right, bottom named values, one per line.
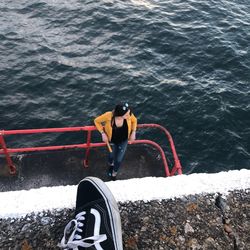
left=129, top=131, right=136, bottom=143
left=101, top=132, right=108, bottom=143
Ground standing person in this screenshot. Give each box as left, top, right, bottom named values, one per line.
left=94, top=103, right=137, bottom=180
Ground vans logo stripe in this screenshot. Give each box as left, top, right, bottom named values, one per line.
left=91, top=208, right=106, bottom=250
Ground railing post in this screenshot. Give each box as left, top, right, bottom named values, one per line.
left=164, top=130, right=183, bottom=176
left=0, top=132, right=16, bottom=175
left=137, top=124, right=183, bottom=176
left=170, top=159, right=183, bottom=176
left=130, top=140, right=171, bottom=177
left=83, top=130, right=92, bottom=168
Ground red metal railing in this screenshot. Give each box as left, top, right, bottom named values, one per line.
left=0, top=124, right=182, bottom=177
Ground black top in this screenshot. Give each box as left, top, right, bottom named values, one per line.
left=111, top=119, right=128, bottom=144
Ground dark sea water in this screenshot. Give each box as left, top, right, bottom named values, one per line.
left=0, top=0, right=249, bottom=174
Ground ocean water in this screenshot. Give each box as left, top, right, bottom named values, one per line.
left=0, top=0, right=249, bottom=174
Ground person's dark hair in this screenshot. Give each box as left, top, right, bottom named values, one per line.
left=111, top=103, right=131, bottom=126
left=113, top=102, right=130, bottom=117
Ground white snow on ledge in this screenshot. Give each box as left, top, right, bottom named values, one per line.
left=0, top=169, right=250, bottom=218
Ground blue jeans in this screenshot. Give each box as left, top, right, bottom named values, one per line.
left=108, top=140, right=128, bottom=172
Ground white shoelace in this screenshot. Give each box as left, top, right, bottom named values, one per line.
left=58, top=211, right=107, bottom=250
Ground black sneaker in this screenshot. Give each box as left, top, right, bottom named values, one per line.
left=107, top=165, right=114, bottom=177
left=58, top=177, right=123, bottom=249
left=111, top=176, right=117, bottom=181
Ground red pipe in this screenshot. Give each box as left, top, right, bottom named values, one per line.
left=130, top=139, right=170, bottom=176
left=138, top=124, right=183, bottom=175
left=0, top=140, right=171, bottom=177
left=0, top=124, right=182, bottom=177
left=0, top=134, right=16, bottom=175
left=1, top=126, right=95, bottom=135
left=0, top=142, right=105, bottom=153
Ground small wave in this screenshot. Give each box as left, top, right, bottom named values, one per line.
left=160, top=79, right=188, bottom=86
left=130, top=0, right=158, bottom=9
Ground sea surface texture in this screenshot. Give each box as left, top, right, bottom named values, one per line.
left=0, top=0, right=249, bottom=174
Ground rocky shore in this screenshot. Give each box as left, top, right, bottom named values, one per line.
left=0, top=189, right=249, bottom=250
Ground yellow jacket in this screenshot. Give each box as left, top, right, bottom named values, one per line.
left=94, top=111, right=137, bottom=141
